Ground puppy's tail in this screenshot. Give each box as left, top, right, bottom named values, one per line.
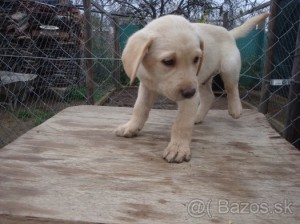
left=229, top=13, right=269, bottom=40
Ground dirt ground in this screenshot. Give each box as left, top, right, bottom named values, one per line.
left=1, top=86, right=250, bottom=148
left=0, top=111, right=35, bottom=148
left=103, top=86, right=238, bottom=110
left=0, top=94, right=84, bottom=148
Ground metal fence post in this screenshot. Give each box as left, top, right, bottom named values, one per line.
left=223, top=11, right=229, bottom=29
left=83, top=0, right=94, bottom=105
left=113, top=17, right=121, bottom=89
left=284, top=22, right=300, bottom=148
left=258, top=0, right=279, bottom=114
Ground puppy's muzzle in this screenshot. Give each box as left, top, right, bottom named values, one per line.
left=180, top=88, right=196, bottom=99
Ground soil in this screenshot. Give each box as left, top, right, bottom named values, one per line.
left=1, top=86, right=250, bottom=148
left=103, top=86, right=236, bottom=110
left=0, top=92, right=84, bottom=148
left=0, top=111, right=36, bottom=148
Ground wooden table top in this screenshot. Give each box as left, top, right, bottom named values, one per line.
left=0, top=106, right=299, bottom=223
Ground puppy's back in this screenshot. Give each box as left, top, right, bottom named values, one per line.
left=193, top=23, right=235, bottom=44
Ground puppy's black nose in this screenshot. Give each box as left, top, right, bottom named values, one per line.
left=180, top=88, right=196, bottom=98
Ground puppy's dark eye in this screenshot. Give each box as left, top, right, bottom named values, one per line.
left=162, top=59, right=176, bottom=67
left=193, top=56, right=199, bottom=64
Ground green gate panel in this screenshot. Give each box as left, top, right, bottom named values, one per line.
left=120, top=24, right=143, bottom=52
left=237, top=29, right=266, bottom=88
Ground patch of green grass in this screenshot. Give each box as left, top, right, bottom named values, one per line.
left=33, top=111, right=55, bottom=126
left=16, top=110, right=54, bottom=126
left=65, top=86, right=87, bottom=102
left=16, top=110, right=33, bottom=121
left=94, top=88, right=106, bottom=102
left=64, top=86, right=110, bottom=103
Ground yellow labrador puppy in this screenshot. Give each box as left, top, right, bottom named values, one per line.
left=115, top=13, right=269, bottom=163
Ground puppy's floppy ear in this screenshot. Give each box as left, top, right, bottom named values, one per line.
left=121, top=31, right=152, bottom=85
left=196, top=39, right=204, bottom=76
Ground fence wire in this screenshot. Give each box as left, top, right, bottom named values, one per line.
left=0, top=0, right=299, bottom=150
left=240, top=0, right=300, bottom=148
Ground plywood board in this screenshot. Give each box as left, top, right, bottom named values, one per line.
left=0, top=106, right=299, bottom=223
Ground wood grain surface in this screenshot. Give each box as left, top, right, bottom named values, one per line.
left=0, top=106, right=299, bottom=223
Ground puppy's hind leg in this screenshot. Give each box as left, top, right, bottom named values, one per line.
left=195, top=77, right=215, bottom=124
left=115, top=83, right=157, bottom=137
left=220, top=56, right=243, bottom=119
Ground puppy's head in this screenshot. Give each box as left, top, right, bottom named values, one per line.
left=122, top=15, right=204, bottom=102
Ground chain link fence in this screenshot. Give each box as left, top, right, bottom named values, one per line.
left=0, top=0, right=299, bottom=150
left=240, top=0, right=300, bottom=148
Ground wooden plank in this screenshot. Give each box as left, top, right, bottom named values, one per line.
left=0, top=106, right=299, bottom=224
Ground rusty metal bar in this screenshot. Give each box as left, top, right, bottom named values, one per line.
left=83, top=0, right=94, bottom=105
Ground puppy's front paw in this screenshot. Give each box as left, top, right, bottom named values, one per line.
left=115, top=123, right=140, bottom=138
left=194, top=115, right=204, bottom=124
left=163, top=142, right=191, bottom=163
left=228, top=101, right=242, bottom=119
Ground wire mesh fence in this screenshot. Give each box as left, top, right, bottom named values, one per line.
left=240, top=0, right=300, bottom=148
left=0, top=0, right=299, bottom=150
